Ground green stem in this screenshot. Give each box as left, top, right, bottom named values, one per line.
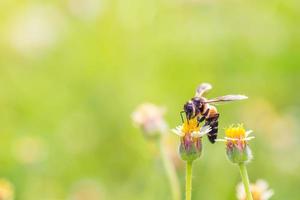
left=159, top=136, right=181, bottom=200
left=238, top=163, right=253, bottom=200
left=185, top=160, right=193, bottom=200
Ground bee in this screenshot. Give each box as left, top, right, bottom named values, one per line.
left=181, top=83, right=248, bottom=143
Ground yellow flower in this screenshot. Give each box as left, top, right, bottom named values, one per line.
left=237, top=179, right=274, bottom=200
left=182, top=118, right=200, bottom=134
left=172, top=118, right=210, bottom=139
left=225, top=125, right=246, bottom=139
left=217, top=124, right=255, bottom=144
left=217, top=124, right=254, bottom=164
left=172, top=119, right=211, bottom=161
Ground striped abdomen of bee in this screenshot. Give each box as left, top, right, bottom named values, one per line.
left=197, top=104, right=220, bottom=143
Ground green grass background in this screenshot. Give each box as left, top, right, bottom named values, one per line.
left=0, top=0, right=299, bottom=199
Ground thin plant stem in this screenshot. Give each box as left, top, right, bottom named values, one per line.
left=185, top=160, right=193, bottom=200
left=238, top=163, right=253, bottom=200
left=159, top=135, right=181, bottom=200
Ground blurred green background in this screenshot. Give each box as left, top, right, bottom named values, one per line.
left=0, top=0, right=299, bottom=199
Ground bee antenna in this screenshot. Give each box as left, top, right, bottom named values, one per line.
left=180, top=111, right=185, bottom=123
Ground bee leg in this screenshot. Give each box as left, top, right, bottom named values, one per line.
left=205, top=113, right=220, bottom=143
left=197, top=108, right=210, bottom=126
left=180, top=111, right=185, bottom=123
left=197, top=116, right=206, bottom=126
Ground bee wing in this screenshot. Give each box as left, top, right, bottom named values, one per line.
left=204, top=95, right=248, bottom=104
left=195, top=83, right=212, bottom=97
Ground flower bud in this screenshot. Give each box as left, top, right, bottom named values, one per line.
left=179, top=134, right=202, bottom=162
left=226, top=140, right=253, bottom=164
left=172, top=118, right=211, bottom=162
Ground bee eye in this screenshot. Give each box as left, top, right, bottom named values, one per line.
left=185, top=104, right=193, bottom=112
left=194, top=100, right=200, bottom=107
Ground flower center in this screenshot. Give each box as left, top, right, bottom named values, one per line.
left=225, top=124, right=246, bottom=139
left=182, top=118, right=200, bottom=135
left=251, top=186, right=262, bottom=200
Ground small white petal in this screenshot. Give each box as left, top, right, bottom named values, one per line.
left=236, top=180, right=273, bottom=200
left=192, top=125, right=211, bottom=138
left=244, top=136, right=255, bottom=141
left=200, top=125, right=212, bottom=134
left=224, top=137, right=239, bottom=141
left=191, top=131, right=200, bottom=138
left=215, top=139, right=227, bottom=142
left=171, top=128, right=179, bottom=133
left=171, top=128, right=184, bottom=137
left=236, top=182, right=245, bottom=199
left=245, top=130, right=253, bottom=137
left=256, top=180, right=268, bottom=190
left=261, top=190, right=274, bottom=200
left=191, top=131, right=204, bottom=138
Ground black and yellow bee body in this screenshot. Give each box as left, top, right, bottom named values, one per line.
left=182, top=83, right=247, bottom=143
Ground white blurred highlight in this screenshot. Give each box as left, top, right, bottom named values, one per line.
left=13, top=136, right=46, bottom=165
left=68, top=0, right=103, bottom=21
left=7, top=5, right=65, bottom=56
left=68, top=179, right=104, bottom=200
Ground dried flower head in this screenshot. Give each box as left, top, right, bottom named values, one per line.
left=172, top=118, right=211, bottom=161
left=0, top=179, right=14, bottom=200
left=217, top=124, right=254, bottom=163
left=237, top=179, right=274, bottom=200
left=132, top=103, right=167, bottom=138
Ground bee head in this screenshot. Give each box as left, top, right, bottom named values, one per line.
left=192, top=97, right=203, bottom=109
left=184, top=101, right=195, bottom=120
